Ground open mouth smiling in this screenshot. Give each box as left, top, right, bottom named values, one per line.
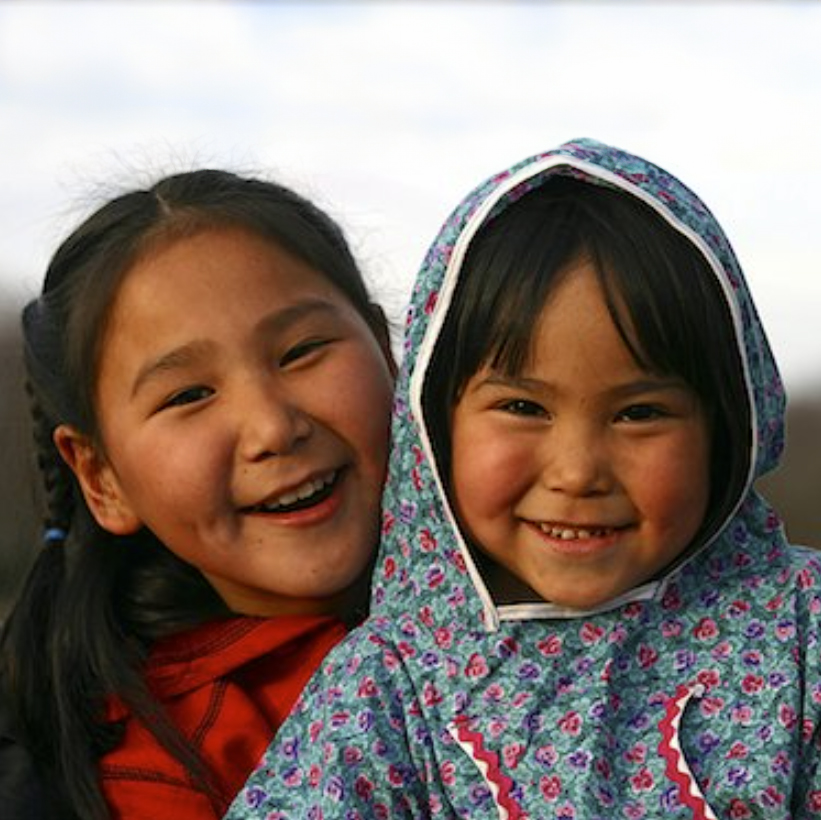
left=534, top=522, right=624, bottom=541
left=243, top=470, right=339, bottom=515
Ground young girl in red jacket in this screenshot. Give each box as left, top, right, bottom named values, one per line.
left=0, top=169, right=395, bottom=819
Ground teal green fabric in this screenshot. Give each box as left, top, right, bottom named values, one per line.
left=226, top=139, right=821, bottom=819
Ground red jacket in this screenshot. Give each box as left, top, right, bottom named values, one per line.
left=100, top=615, right=346, bottom=819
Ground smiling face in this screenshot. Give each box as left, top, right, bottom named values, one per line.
left=449, top=258, right=711, bottom=610
left=62, top=226, right=394, bottom=616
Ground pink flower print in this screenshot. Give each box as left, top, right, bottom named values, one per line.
left=661, top=619, right=682, bottom=638
left=556, top=801, right=576, bottom=819
left=440, top=760, right=456, bottom=786
left=400, top=619, right=418, bottom=637
left=488, top=717, right=507, bottom=737
left=771, top=750, right=791, bottom=776
left=766, top=593, right=784, bottom=611
left=537, top=634, right=563, bottom=657
left=397, top=641, right=416, bottom=659
left=727, top=798, right=752, bottom=818
left=483, top=683, right=505, bottom=703
left=623, top=602, right=645, bottom=619
left=447, top=586, right=467, bottom=608
left=778, top=703, right=798, bottom=730
left=798, top=567, right=817, bottom=589
left=693, top=617, right=718, bottom=640
left=775, top=619, right=796, bottom=641
left=449, top=550, right=468, bottom=573
left=630, top=767, right=654, bottom=792
left=699, top=695, right=725, bottom=717
left=512, top=691, right=531, bottom=708
left=497, top=636, right=520, bottom=657
left=434, top=626, right=453, bottom=648
left=731, top=704, right=753, bottom=725
left=760, top=786, right=785, bottom=808
left=726, top=741, right=748, bottom=759
left=807, top=791, right=821, bottom=811
left=465, top=652, right=489, bottom=678
left=581, top=622, right=605, bottom=644
left=411, top=468, right=423, bottom=491
left=309, top=720, right=324, bottom=742
left=539, top=775, right=562, bottom=801
left=624, top=801, right=646, bottom=819
left=803, top=717, right=815, bottom=742
left=419, top=528, right=437, bottom=552
left=354, top=775, right=374, bottom=801
left=727, top=599, right=751, bottom=617
left=308, top=763, right=322, bottom=787
left=608, top=623, right=627, bottom=644
left=381, top=510, right=395, bottom=535
left=661, top=585, right=683, bottom=610
left=696, top=667, right=721, bottom=690
left=418, top=605, right=434, bottom=626
left=423, top=681, right=443, bottom=707
left=424, top=290, right=438, bottom=314
left=383, top=556, right=396, bottom=580
left=535, top=744, right=559, bottom=768
left=594, top=756, right=612, bottom=779
left=503, top=743, right=526, bottom=768
left=283, top=767, right=303, bottom=787
left=388, top=765, right=405, bottom=786
left=741, top=674, right=764, bottom=694
left=329, top=710, right=351, bottom=729
left=357, top=676, right=378, bottom=698
left=637, top=644, right=659, bottom=669
left=426, top=566, right=446, bottom=589
left=558, top=710, right=582, bottom=736
left=711, top=640, right=732, bottom=660
left=624, top=743, right=647, bottom=765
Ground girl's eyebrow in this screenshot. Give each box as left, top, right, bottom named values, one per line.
left=131, top=298, right=342, bottom=398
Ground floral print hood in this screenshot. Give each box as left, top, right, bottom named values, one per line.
left=226, top=140, right=821, bottom=820
left=372, top=136, right=785, bottom=631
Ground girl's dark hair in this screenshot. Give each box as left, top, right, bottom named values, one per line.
left=0, top=169, right=391, bottom=819
left=425, top=175, right=750, bottom=554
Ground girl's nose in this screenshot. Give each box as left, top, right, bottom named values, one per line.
left=238, top=381, right=312, bottom=461
left=543, top=423, right=610, bottom=496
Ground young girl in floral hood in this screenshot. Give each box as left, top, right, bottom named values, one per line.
left=227, top=139, right=821, bottom=818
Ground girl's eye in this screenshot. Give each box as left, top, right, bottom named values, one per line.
left=616, top=404, right=666, bottom=422
left=499, top=398, right=547, bottom=417
left=161, top=385, right=214, bottom=409
left=279, top=338, right=331, bottom=368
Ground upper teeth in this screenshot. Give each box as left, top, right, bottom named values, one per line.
left=538, top=524, right=611, bottom=540
left=263, top=471, right=335, bottom=509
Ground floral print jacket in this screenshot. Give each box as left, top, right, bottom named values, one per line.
left=226, top=139, right=821, bottom=819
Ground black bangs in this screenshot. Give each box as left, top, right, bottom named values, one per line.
left=423, top=174, right=750, bottom=542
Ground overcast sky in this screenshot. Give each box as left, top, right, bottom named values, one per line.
left=1, top=0, right=819, bottom=390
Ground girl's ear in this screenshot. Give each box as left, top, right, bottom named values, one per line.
left=53, top=424, right=142, bottom=535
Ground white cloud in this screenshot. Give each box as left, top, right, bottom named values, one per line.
left=0, top=0, right=818, bottom=386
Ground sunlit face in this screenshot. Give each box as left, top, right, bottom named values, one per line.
left=449, top=258, right=711, bottom=610
left=70, top=226, right=394, bottom=616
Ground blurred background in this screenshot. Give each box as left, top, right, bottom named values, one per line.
left=1, top=0, right=819, bottom=615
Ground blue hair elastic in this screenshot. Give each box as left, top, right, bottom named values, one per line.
left=43, top=527, right=67, bottom=545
